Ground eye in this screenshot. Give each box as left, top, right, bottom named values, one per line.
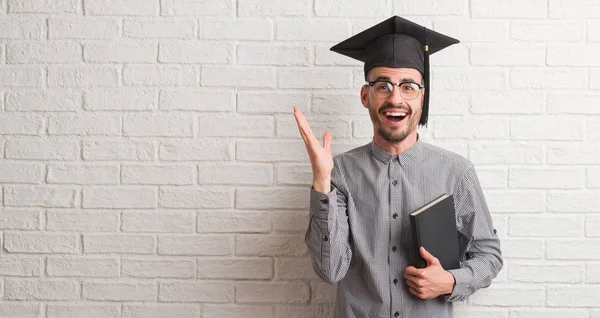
left=401, top=83, right=418, bottom=92
left=376, top=82, right=392, bottom=92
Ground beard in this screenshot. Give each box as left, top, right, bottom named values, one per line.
left=368, top=101, right=420, bottom=144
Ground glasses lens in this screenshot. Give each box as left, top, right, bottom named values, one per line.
left=373, top=82, right=393, bottom=98
left=399, top=83, right=420, bottom=100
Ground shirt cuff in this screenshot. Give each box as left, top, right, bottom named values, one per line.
left=445, top=268, right=470, bottom=302
left=309, top=186, right=337, bottom=220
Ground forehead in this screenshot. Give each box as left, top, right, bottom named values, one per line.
left=368, top=67, right=422, bottom=82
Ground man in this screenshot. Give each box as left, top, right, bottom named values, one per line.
left=293, top=16, right=503, bottom=318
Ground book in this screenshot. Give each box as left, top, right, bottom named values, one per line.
left=409, top=194, right=460, bottom=270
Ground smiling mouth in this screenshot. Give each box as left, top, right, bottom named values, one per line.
left=382, top=110, right=408, bottom=123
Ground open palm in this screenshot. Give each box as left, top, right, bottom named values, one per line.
left=292, top=107, right=334, bottom=184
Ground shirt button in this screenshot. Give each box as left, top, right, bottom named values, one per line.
left=323, top=235, right=328, bottom=241
left=393, top=278, right=398, bottom=284
left=392, top=246, right=397, bottom=252
left=392, top=213, right=398, bottom=219
left=392, top=180, right=398, bottom=186
left=320, top=198, right=329, bottom=204
left=394, top=312, right=399, bottom=317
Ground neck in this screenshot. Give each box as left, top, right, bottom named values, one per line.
left=373, top=131, right=418, bottom=156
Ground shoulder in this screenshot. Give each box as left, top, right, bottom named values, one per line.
left=332, top=142, right=371, bottom=163
left=420, top=141, right=474, bottom=175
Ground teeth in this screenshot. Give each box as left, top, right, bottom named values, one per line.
left=385, top=111, right=407, bottom=117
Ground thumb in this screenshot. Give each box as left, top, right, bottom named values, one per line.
left=420, top=247, right=440, bottom=267
left=323, top=131, right=332, bottom=151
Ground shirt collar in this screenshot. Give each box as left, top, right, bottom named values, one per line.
left=369, top=135, right=424, bottom=166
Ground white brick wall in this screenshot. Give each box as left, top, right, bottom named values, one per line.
left=0, top=0, right=599, bottom=317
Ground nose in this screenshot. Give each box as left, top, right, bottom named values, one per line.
left=387, top=84, right=404, bottom=105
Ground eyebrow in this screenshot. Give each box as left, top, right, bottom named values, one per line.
left=372, top=76, right=418, bottom=83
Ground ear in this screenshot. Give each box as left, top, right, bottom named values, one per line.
left=360, top=85, right=369, bottom=108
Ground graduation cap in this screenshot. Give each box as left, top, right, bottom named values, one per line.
left=330, top=16, right=459, bottom=126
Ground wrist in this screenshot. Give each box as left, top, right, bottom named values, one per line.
left=445, top=271, right=456, bottom=294
left=312, top=178, right=331, bottom=194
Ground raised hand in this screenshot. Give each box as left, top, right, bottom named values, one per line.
left=292, top=106, right=334, bottom=193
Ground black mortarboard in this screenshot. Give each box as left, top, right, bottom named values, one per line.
left=330, top=16, right=459, bottom=126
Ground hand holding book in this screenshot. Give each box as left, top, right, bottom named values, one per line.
left=404, top=247, right=456, bottom=300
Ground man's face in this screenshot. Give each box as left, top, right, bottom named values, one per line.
left=360, top=67, right=424, bottom=144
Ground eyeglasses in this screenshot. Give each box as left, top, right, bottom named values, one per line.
left=366, top=80, right=424, bottom=100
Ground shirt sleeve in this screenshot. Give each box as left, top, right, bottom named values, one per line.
left=304, top=161, right=352, bottom=284
left=445, top=164, right=503, bottom=302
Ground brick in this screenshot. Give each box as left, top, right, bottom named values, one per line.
left=0, top=256, right=43, bottom=276
left=159, top=187, right=233, bottom=208
left=198, top=114, right=274, bottom=137
left=276, top=115, right=351, bottom=139
left=49, top=17, right=119, bottom=39
left=121, top=211, right=195, bottom=232
left=277, top=257, right=318, bottom=279
left=4, top=279, right=79, bottom=300
left=547, top=239, right=600, bottom=260
left=311, top=282, right=336, bottom=303
left=0, top=208, right=40, bottom=230
left=316, top=0, right=390, bottom=17
left=509, top=262, right=582, bottom=283
left=198, top=211, right=271, bottom=233
left=200, top=18, right=272, bottom=41
left=550, top=0, right=600, bottom=18
left=591, top=21, right=600, bottom=42
left=124, top=305, right=200, bottom=318
left=434, top=21, right=507, bottom=42
left=47, top=65, right=119, bottom=87
left=159, top=139, right=230, bottom=161
left=238, top=44, right=310, bottom=66
left=198, top=257, right=273, bottom=279
left=0, top=303, right=41, bottom=317
left=588, top=262, right=600, bottom=282
left=46, top=210, right=119, bottom=231
left=470, top=45, right=545, bottom=66
left=47, top=305, right=119, bottom=318
left=84, top=234, right=155, bottom=254
left=7, top=41, right=80, bottom=64
left=236, top=282, right=309, bottom=304
left=198, top=163, right=272, bottom=185
left=203, top=305, right=273, bottom=318
left=485, top=190, right=545, bottom=213
left=278, top=68, right=352, bottom=89
left=84, top=89, right=157, bottom=111
left=202, top=66, right=275, bottom=88
left=236, top=235, right=306, bottom=256
left=312, top=93, right=364, bottom=115
left=548, top=142, right=600, bottom=165
left=158, top=235, right=232, bottom=256
left=469, top=286, right=545, bottom=306
left=0, top=66, right=43, bottom=87
left=124, top=19, right=195, bottom=39
left=588, top=119, right=600, bottom=140
left=83, top=187, right=156, bottom=208
left=475, top=168, right=507, bottom=189
left=85, top=0, right=157, bottom=15
left=433, top=69, right=506, bottom=90
left=315, top=45, right=361, bottom=66
left=0, top=17, right=44, bottom=38
left=47, top=257, right=119, bottom=277
left=238, top=92, right=309, bottom=114
left=83, top=282, right=157, bottom=301
left=159, top=41, right=231, bottom=63
left=511, top=21, right=584, bottom=42
left=5, top=137, right=79, bottom=160
left=589, top=168, right=600, bottom=188
left=276, top=164, right=312, bottom=186
left=509, top=168, right=584, bottom=189
left=471, top=91, right=544, bottom=114
left=394, top=0, right=465, bottom=15
left=4, top=185, right=76, bottom=208
left=589, top=216, right=600, bottom=237
left=0, top=163, right=42, bottom=183
left=509, top=215, right=582, bottom=237
left=432, top=117, right=508, bottom=139
left=122, top=258, right=195, bottom=278
left=123, top=65, right=196, bottom=86
left=275, top=305, right=333, bottom=318
left=123, top=113, right=193, bottom=137
left=237, top=188, right=308, bottom=209
left=4, top=233, right=78, bottom=254
left=424, top=91, right=468, bottom=115
left=160, top=281, right=233, bottom=302
left=548, top=191, right=600, bottom=212
left=123, top=165, right=194, bottom=185
left=160, top=89, right=232, bottom=112
left=6, top=89, right=80, bottom=110
left=469, top=142, right=543, bottom=164
left=8, top=0, right=79, bottom=13
left=47, top=114, right=121, bottom=135
left=161, top=0, right=234, bottom=16
left=548, top=45, right=600, bottom=66
left=509, top=309, right=588, bottom=318
left=547, top=286, right=600, bottom=306
left=84, top=41, right=157, bottom=63
left=511, top=68, right=587, bottom=89
left=593, top=69, right=600, bottom=89
left=239, top=0, right=308, bottom=16
left=453, top=308, right=507, bottom=318
left=83, top=139, right=155, bottom=161
left=273, top=211, right=309, bottom=232
left=471, top=0, right=546, bottom=18
left=276, top=19, right=348, bottom=41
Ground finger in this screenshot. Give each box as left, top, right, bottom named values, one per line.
left=420, top=247, right=440, bottom=266
left=323, top=131, right=332, bottom=152
left=408, top=287, right=426, bottom=299
left=293, top=107, right=315, bottom=138
left=404, top=266, right=421, bottom=277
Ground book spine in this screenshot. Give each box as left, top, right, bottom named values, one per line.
left=409, top=215, right=426, bottom=268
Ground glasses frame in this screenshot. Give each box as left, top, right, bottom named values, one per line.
left=366, top=80, right=424, bottom=100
